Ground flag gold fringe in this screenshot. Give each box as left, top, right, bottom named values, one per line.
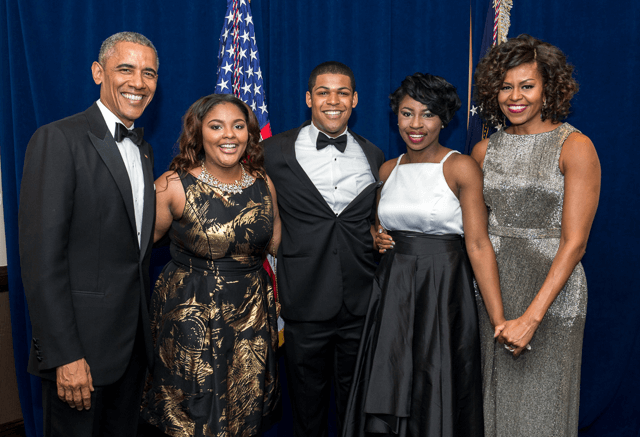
left=494, top=0, right=513, bottom=44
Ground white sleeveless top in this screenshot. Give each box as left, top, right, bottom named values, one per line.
left=378, top=150, right=464, bottom=235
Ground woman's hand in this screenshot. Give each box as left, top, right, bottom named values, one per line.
left=496, top=316, right=539, bottom=357
left=493, top=320, right=507, bottom=339
left=375, top=226, right=395, bottom=253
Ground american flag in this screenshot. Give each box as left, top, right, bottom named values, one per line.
left=215, top=0, right=272, bottom=140
left=465, top=1, right=510, bottom=154
left=214, top=0, right=279, bottom=331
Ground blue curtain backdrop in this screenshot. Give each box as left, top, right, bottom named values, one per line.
left=1, top=1, right=638, bottom=436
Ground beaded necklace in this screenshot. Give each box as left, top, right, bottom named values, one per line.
left=197, top=161, right=254, bottom=194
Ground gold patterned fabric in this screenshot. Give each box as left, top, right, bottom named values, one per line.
left=141, top=172, right=280, bottom=437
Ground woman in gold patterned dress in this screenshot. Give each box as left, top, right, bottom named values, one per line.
left=140, top=93, right=281, bottom=437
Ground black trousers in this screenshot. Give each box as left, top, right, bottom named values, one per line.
left=284, top=303, right=365, bottom=437
left=42, top=322, right=147, bottom=437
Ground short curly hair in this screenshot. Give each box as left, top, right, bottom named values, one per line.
left=389, top=72, right=461, bottom=127
left=169, top=94, right=263, bottom=176
left=474, top=34, right=578, bottom=126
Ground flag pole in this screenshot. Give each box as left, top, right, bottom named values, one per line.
left=467, top=4, right=473, bottom=130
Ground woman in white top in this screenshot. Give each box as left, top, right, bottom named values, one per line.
left=343, top=73, right=505, bottom=437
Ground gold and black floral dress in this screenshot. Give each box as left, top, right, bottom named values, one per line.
left=141, top=172, right=280, bottom=437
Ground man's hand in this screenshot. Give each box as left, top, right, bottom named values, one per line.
left=56, top=358, right=94, bottom=410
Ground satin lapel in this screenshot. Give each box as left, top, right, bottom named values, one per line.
left=340, top=129, right=383, bottom=214
left=138, top=141, right=155, bottom=259
left=351, top=130, right=381, bottom=180
left=86, top=107, right=137, bottom=239
left=281, top=126, right=333, bottom=210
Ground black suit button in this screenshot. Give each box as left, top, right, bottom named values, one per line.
left=333, top=249, right=337, bottom=255
left=37, top=357, right=42, bottom=362
left=34, top=344, right=40, bottom=350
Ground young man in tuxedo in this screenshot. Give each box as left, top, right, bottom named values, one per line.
left=19, top=31, right=158, bottom=437
left=263, top=61, right=384, bottom=437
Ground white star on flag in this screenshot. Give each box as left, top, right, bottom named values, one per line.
left=221, top=62, right=233, bottom=75
left=217, top=79, right=229, bottom=92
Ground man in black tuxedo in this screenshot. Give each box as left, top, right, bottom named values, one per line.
left=18, top=32, right=158, bottom=437
left=263, top=61, right=384, bottom=437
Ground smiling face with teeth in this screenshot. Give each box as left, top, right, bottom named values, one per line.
left=91, top=41, right=158, bottom=128
left=306, top=73, right=358, bottom=137
left=397, top=95, right=442, bottom=154
left=201, top=102, right=249, bottom=176
left=498, top=62, right=547, bottom=134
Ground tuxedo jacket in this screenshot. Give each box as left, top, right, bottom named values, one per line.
left=18, top=102, right=155, bottom=386
left=263, top=121, right=385, bottom=322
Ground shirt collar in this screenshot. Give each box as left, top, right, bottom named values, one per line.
left=96, top=99, right=135, bottom=139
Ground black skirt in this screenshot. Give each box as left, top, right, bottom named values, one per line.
left=343, top=232, right=484, bottom=437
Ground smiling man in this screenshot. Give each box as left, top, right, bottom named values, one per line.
left=18, top=32, right=158, bottom=437
left=264, top=61, right=384, bottom=437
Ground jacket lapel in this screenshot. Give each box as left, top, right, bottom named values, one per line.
left=282, top=122, right=334, bottom=211
left=138, top=141, right=155, bottom=259
left=350, top=129, right=381, bottom=181
left=85, top=104, right=138, bottom=247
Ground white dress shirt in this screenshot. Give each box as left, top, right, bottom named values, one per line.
left=295, top=122, right=375, bottom=215
left=96, top=100, right=145, bottom=246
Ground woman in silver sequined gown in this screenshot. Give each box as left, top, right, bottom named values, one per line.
left=471, top=35, right=601, bottom=436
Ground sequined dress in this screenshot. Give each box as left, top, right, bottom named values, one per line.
left=475, top=124, right=587, bottom=437
left=343, top=151, right=484, bottom=437
left=140, top=172, right=280, bottom=437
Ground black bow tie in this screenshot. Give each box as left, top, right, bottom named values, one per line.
left=316, top=132, right=347, bottom=153
left=114, top=123, right=144, bottom=146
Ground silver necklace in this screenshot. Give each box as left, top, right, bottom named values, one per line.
left=197, top=161, right=254, bottom=194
